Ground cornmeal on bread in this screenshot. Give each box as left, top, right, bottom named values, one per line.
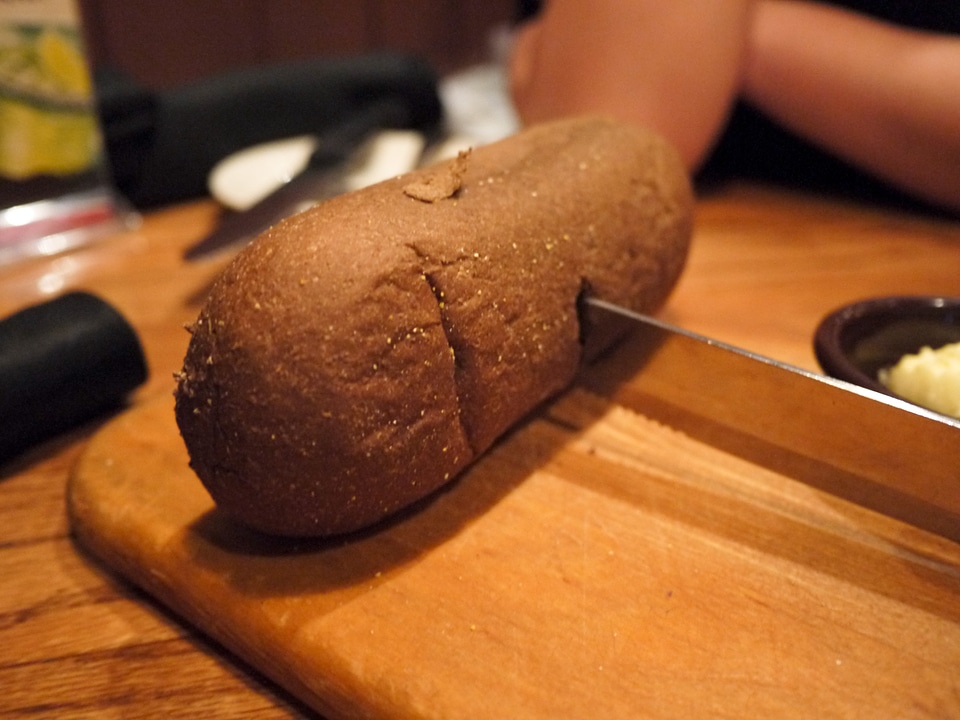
left=174, top=116, right=694, bottom=537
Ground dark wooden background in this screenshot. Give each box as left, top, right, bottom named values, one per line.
left=77, top=0, right=518, bottom=88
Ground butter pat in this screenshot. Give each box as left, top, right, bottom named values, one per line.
left=879, top=341, right=960, bottom=419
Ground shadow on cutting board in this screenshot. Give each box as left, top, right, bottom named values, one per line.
left=179, top=387, right=607, bottom=600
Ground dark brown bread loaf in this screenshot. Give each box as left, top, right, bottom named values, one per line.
left=174, top=116, right=693, bottom=537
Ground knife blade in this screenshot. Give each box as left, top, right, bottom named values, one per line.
left=581, top=297, right=960, bottom=543
left=184, top=98, right=419, bottom=260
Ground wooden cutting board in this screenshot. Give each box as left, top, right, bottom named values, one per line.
left=67, top=370, right=960, bottom=718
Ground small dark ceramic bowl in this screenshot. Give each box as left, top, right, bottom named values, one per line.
left=814, top=295, right=960, bottom=397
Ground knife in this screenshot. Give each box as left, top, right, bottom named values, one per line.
left=581, top=297, right=960, bottom=543
left=184, top=98, right=421, bottom=260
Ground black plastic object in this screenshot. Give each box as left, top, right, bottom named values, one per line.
left=0, top=291, right=147, bottom=464
left=96, top=51, right=444, bottom=208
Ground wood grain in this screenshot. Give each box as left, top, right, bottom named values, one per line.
left=66, top=389, right=960, bottom=719
left=1, top=183, right=959, bottom=718
left=78, top=0, right=517, bottom=88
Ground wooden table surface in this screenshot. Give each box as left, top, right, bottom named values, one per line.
left=1, top=183, right=958, bottom=718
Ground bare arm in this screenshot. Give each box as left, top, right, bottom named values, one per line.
left=509, top=0, right=754, bottom=170
left=744, top=1, right=960, bottom=212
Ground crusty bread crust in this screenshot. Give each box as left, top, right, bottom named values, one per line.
left=174, top=116, right=693, bottom=537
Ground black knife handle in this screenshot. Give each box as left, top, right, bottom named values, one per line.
left=0, top=291, right=147, bottom=465
left=307, top=96, right=414, bottom=168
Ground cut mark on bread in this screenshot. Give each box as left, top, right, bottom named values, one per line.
left=419, top=268, right=477, bottom=458
left=421, top=272, right=461, bottom=369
